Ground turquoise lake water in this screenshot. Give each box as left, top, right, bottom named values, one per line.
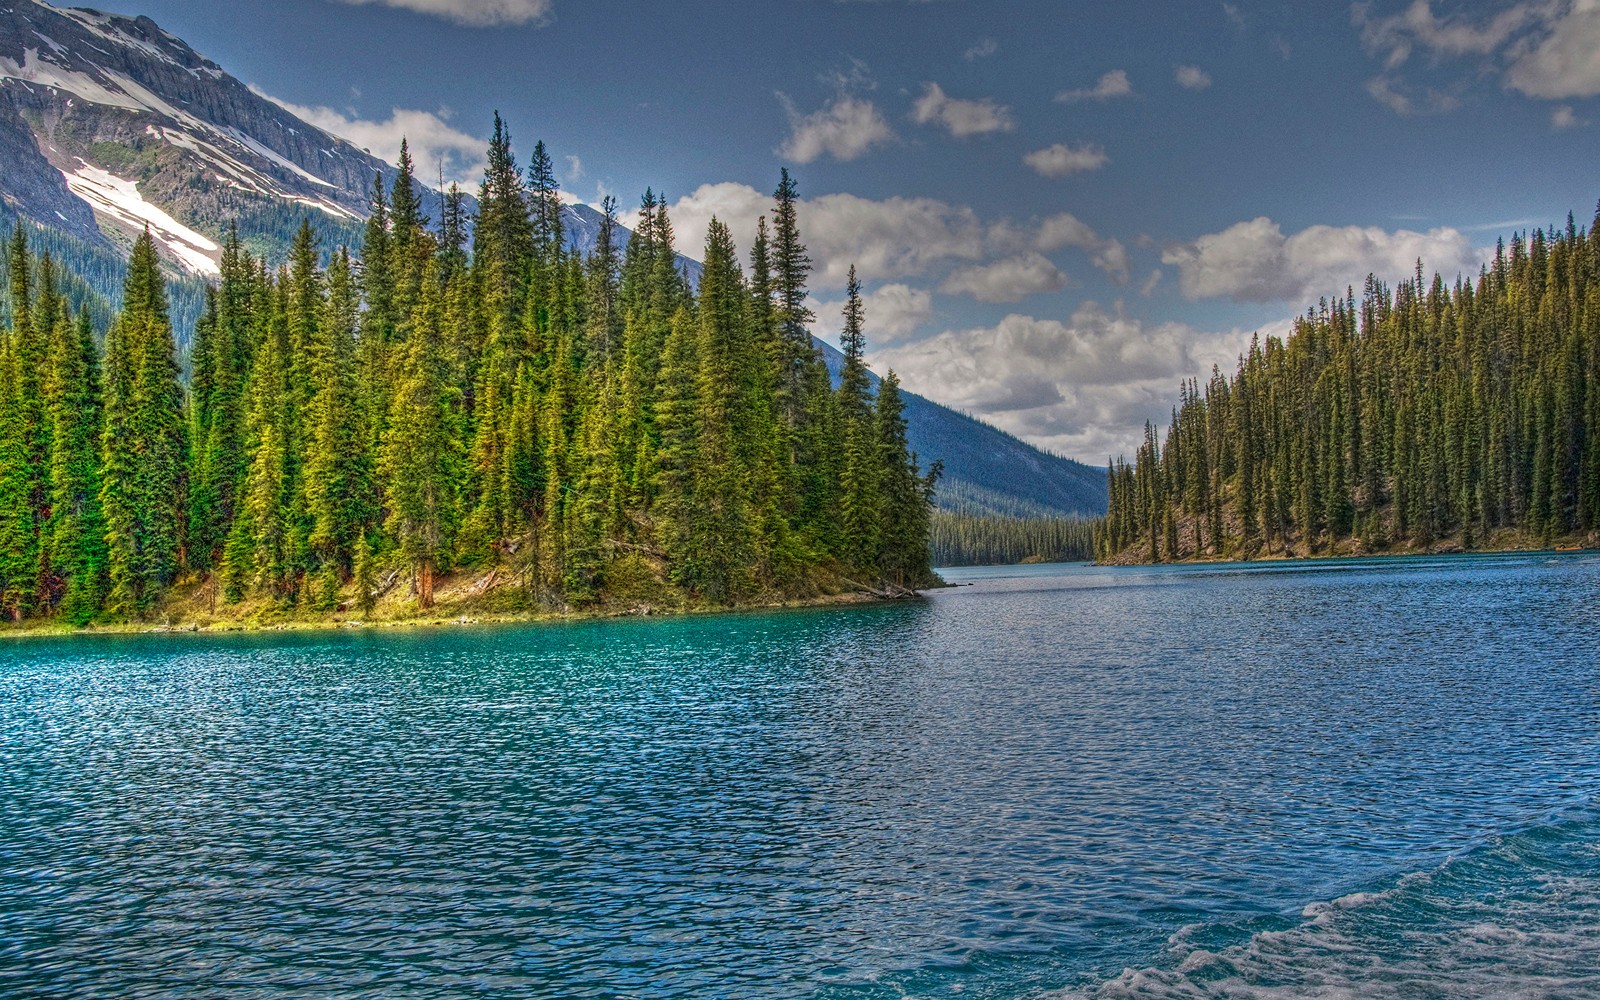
left=2, top=553, right=1598, bottom=998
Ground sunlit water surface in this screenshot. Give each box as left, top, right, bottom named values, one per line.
left=2, top=553, right=1599, bottom=998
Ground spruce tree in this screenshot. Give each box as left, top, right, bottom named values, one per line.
left=44, top=298, right=106, bottom=623
left=100, top=230, right=185, bottom=617
left=380, top=261, right=464, bottom=609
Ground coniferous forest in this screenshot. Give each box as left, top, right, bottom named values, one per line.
left=930, top=512, right=1095, bottom=567
left=1098, top=211, right=1600, bottom=563
left=0, top=120, right=941, bottom=625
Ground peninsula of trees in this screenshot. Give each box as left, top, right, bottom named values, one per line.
left=1099, top=211, right=1600, bottom=563
left=0, top=119, right=940, bottom=625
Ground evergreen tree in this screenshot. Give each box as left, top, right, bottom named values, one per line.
left=100, top=230, right=185, bottom=617
left=380, top=261, right=464, bottom=609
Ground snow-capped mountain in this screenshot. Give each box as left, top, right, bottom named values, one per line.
left=0, top=0, right=632, bottom=278
left=0, top=0, right=390, bottom=272
left=0, top=1, right=1107, bottom=519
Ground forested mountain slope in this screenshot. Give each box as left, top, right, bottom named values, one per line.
left=1100, top=213, right=1600, bottom=562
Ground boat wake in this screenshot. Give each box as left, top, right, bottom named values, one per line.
left=1055, top=801, right=1600, bottom=998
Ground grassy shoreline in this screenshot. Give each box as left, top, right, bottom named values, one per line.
left=0, top=562, right=919, bottom=641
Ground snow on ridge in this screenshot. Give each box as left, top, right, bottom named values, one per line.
left=51, top=5, right=182, bottom=67
left=220, top=126, right=336, bottom=190
left=0, top=46, right=147, bottom=111
left=60, top=159, right=220, bottom=276
left=32, top=31, right=67, bottom=55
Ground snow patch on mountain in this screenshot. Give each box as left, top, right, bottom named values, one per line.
left=51, top=5, right=181, bottom=67
left=220, top=125, right=335, bottom=188
left=0, top=45, right=147, bottom=111
left=60, top=159, right=220, bottom=275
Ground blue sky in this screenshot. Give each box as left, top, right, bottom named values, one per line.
left=85, top=0, right=1600, bottom=461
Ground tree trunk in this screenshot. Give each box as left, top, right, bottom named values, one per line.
left=419, top=559, right=435, bottom=610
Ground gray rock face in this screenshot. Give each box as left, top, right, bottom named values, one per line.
left=0, top=85, right=101, bottom=242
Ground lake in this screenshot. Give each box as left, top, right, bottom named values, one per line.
left=2, top=553, right=1598, bottom=998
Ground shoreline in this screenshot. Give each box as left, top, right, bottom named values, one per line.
left=1096, top=534, right=1597, bottom=568
left=0, top=588, right=911, bottom=642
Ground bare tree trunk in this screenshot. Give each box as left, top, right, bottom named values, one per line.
left=419, top=559, right=435, bottom=610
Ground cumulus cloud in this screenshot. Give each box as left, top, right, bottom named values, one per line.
left=640, top=188, right=1133, bottom=293
left=1355, top=0, right=1600, bottom=105
left=777, top=94, right=894, bottom=163
left=871, top=303, right=1262, bottom=460
left=1175, top=65, right=1213, bottom=90
left=641, top=182, right=987, bottom=290
left=993, top=211, right=1128, bottom=284
left=1091, top=239, right=1131, bottom=286
left=1033, top=212, right=1100, bottom=252
left=1055, top=69, right=1133, bottom=103
left=1504, top=0, right=1600, bottom=98
left=912, top=82, right=1016, bottom=137
left=1161, top=216, right=1484, bottom=304
left=334, top=0, right=552, bottom=27
left=252, top=88, right=486, bottom=186
left=813, top=282, right=933, bottom=345
left=1023, top=142, right=1109, bottom=178
left=940, top=253, right=1068, bottom=302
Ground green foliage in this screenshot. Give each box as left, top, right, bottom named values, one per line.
left=931, top=513, right=1098, bottom=567
left=1103, top=212, right=1600, bottom=563
left=0, top=132, right=941, bottom=622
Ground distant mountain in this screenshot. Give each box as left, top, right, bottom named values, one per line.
left=0, top=0, right=1104, bottom=519
left=816, top=341, right=1107, bottom=517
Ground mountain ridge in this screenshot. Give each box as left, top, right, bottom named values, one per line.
left=0, top=0, right=1108, bottom=519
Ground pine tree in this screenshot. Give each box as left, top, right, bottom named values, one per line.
left=380, top=261, right=464, bottom=609
left=303, top=249, right=374, bottom=583
left=100, top=230, right=185, bottom=617
left=836, top=267, right=880, bottom=568
left=44, top=299, right=106, bottom=623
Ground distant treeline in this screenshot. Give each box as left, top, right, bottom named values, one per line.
left=1098, top=210, right=1600, bottom=562
left=0, top=119, right=941, bottom=624
left=932, top=512, right=1096, bottom=567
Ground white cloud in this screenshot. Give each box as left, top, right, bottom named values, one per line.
left=641, top=182, right=988, bottom=290
left=1023, top=142, right=1109, bottom=178
left=813, top=282, right=933, bottom=345
left=1175, top=65, right=1213, bottom=90
left=1139, top=269, right=1163, bottom=297
left=1356, top=0, right=1540, bottom=67
left=1034, top=212, right=1100, bottom=252
left=777, top=94, right=894, bottom=163
left=941, top=253, right=1068, bottom=302
left=564, top=154, right=583, bottom=181
left=334, top=0, right=552, bottom=27
left=1161, top=216, right=1484, bottom=304
left=1552, top=104, right=1587, bottom=128
left=643, top=188, right=1134, bottom=293
left=1505, top=0, right=1600, bottom=99
left=964, top=38, right=999, bottom=61
left=871, top=303, right=1262, bottom=460
left=1091, top=239, right=1131, bottom=286
left=912, top=82, right=1016, bottom=137
left=996, top=211, right=1128, bottom=284
left=1355, top=0, right=1600, bottom=104
left=1055, top=69, right=1133, bottom=103
left=1362, top=74, right=1463, bottom=115
left=252, top=88, right=486, bottom=186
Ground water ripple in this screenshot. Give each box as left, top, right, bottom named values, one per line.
left=1, top=553, right=1598, bottom=997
